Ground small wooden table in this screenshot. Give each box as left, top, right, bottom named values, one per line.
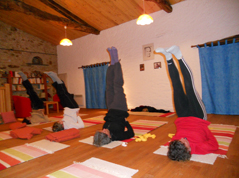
left=44, top=101, right=59, bottom=115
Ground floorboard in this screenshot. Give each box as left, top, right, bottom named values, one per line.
left=0, top=108, right=238, bottom=178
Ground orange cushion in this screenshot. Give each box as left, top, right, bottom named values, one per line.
left=0, top=115, right=4, bottom=125
left=45, top=128, right=80, bottom=142
left=9, top=122, right=27, bottom=130
left=1, top=111, right=17, bottom=123
left=10, top=127, right=42, bottom=139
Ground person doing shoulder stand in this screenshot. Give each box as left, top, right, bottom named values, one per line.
left=155, top=45, right=218, bottom=161
left=18, top=72, right=49, bottom=125
left=93, top=47, right=135, bottom=147
left=44, top=71, right=84, bottom=132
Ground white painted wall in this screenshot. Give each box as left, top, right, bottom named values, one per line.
left=57, top=0, right=239, bottom=111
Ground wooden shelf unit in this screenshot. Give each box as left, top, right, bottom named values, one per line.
left=4, top=73, right=51, bottom=110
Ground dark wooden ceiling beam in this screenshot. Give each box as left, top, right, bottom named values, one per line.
left=39, top=0, right=100, bottom=34
left=0, top=0, right=100, bottom=35
left=145, top=0, right=172, bottom=13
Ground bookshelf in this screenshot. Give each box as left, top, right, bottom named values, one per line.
left=3, top=72, right=52, bottom=110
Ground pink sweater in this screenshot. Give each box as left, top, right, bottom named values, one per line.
left=171, top=116, right=219, bottom=154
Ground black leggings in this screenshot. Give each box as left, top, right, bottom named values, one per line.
left=52, top=82, right=78, bottom=109
left=106, top=62, right=128, bottom=111
left=22, top=80, right=44, bottom=110
left=167, top=58, right=207, bottom=120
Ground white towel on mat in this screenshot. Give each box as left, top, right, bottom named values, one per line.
left=153, top=146, right=219, bottom=165
left=26, top=139, right=70, bottom=153
left=81, top=157, right=138, bottom=178
left=79, top=136, right=124, bottom=149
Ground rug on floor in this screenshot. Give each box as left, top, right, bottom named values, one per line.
left=42, top=157, right=138, bottom=178
left=0, top=131, right=12, bottom=141
left=0, top=139, right=69, bottom=170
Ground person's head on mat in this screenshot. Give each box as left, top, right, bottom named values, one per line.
left=52, top=107, right=80, bottom=132
left=52, top=120, right=64, bottom=132
left=167, top=138, right=191, bottom=161
left=93, top=129, right=112, bottom=147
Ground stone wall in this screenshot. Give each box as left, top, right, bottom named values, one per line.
left=0, top=21, right=58, bottom=99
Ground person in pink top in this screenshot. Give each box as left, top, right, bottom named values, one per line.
left=155, top=45, right=218, bottom=161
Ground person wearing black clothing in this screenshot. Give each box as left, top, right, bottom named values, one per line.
left=155, top=46, right=207, bottom=120
left=93, top=47, right=135, bottom=147
left=18, top=72, right=49, bottom=125
left=44, top=71, right=84, bottom=132
left=19, top=74, right=44, bottom=110
left=51, top=81, right=78, bottom=109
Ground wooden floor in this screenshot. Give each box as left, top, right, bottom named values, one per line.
left=0, top=109, right=239, bottom=178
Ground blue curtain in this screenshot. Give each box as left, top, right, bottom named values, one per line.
left=83, top=63, right=109, bottom=109
left=198, top=40, right=239, bottom=115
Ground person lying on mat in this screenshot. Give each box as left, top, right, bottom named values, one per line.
left=93, top=47, right=135, bottom=147
left=44, top=71, right=84, bottom=132
left=18, top=72, right=49, bottom=125
left=155, top=45, right=218, bottom=161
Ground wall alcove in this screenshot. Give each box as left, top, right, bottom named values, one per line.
left=27, top=56, right=48, bottom=66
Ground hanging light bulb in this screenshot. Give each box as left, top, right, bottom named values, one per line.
left=137, top=14, right=154, bottom=25
left=136, top=0, right=153, bottom=25
left=60, top=38, right=72, bottom=46
left=60, top=26, right=73, bottom=46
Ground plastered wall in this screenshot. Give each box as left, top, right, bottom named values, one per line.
left=57, top=0, right=239, bottom=111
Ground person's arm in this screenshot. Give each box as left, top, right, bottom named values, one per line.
left=124, top=121, right=135, bottom=138
left=112, top=121, right=135, bottom=141
left=63, top=116, right=84, bottom=129
left=191, top=129, right=219, bottom=154
left=76, top=116, right=84, bottom=128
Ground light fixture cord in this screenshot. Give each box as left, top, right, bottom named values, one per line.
left=64, top=26, right=67, bottom=38
left=143, top=0, right=145, bottom=14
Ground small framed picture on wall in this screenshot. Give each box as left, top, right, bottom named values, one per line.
left=143, top=43, right=154, bottom=61
left=154, top=62, right=161, bottom=69
left=140, top=64, right=145, bottom=71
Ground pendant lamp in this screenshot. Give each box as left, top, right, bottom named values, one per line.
left=60, top=26, right=73, bottom=46
left=136, top=0, right=153, bottom=25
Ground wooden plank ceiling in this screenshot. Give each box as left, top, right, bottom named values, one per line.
left=0, top=0, right=184, bottom=45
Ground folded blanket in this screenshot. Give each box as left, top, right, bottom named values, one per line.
left=9, top=122, right=27, bottom=130
left=131, top=105, right=170, bottom=113
left=10, top=127, right=43, bottom=139
left=31, top=110, right=49, bottom=124
left=45, top=128, right=80, bottom=142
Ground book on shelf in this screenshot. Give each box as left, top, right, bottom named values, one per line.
left=18, top=78, right=22, bottom=84
left=9, top=71, right=13, bottom=77
left=36, top=78, right=41, bottom=84
left=12, top=77, right=19, bottom=84
left=39, top=84, right=45, bottom=90
left=29, top=78, right=36, bottom=84
left=14, top=72, right=20, bottom=77
left=12, top=85, right=16, bottom=91
left=16, top=85, right=26, bottom=91
left=17, top=85, right=21, bottom=91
